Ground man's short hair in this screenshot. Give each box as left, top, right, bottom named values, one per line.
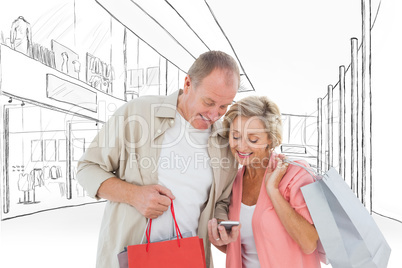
left=187, top=51, right=240, bottom=89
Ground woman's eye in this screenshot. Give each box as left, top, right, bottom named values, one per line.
left=249, top=139, right=258, bottom=144
left=233, top=136, right=239, bottom=140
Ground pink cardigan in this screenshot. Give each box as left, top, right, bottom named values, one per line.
left=226, top=153, right=321, bottom=268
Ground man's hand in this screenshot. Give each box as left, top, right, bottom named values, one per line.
left=207, top=218, right=240, bottom=249
left=131, top=184, right=175, bottom=219
left=97, top=177, right=175, bottom=219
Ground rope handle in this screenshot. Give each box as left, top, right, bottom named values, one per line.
left=145, top=198, right=182, bottom=252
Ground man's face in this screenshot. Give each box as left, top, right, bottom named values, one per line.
left=179, top=68, right=238, bottom=130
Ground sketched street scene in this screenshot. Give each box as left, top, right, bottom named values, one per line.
left=1, top=0, right=401, bottom=267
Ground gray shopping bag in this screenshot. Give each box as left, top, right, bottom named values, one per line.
left=301, top=168, right=391, bottom=268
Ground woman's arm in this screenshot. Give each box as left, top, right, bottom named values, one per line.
left=265, top=156, right=319, bottom=254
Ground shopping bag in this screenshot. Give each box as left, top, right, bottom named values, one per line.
left=117, top=247, right=129, bottom=268
left=127, top=201, right=206, bottom=268
left=300, top=167, right=391, bottom=268
left=117, top=224, right=194, bottom=268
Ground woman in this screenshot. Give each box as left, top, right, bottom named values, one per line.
left=208, top=96, right=321, bottom=267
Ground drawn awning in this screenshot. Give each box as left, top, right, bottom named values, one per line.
left=95, top=0, right=255, bottom=92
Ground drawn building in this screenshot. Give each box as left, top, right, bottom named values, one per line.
left=0, top=0, right=258, bottom=220
left=2, top=1, right=402, bottom=267
left=0, top=1, right=182, bottom=220
left=2, top=0, right=394, bottom=224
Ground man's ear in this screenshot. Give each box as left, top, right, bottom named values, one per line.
left=183, top=75, right=191, bottom=93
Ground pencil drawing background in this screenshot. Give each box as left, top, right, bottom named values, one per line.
left=1, top=0, right=401, bottom=267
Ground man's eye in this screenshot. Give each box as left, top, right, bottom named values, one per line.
left=205, top=102, right=214, bottom=106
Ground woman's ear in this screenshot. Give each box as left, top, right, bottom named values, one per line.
left=266, top=140, right=273, bottom=151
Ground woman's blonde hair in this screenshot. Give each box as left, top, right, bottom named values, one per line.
left=223, top=96, right=283, bottom=149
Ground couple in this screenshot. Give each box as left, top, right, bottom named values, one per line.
left=77, top=51, right=321, bottom=268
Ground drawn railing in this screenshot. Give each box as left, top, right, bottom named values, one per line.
left=317, top=0, right=372, bottom=211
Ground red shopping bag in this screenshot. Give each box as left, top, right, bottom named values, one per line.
left=127, top=202, right=206, bottom=268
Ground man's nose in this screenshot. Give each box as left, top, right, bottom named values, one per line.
left=207, top=107, right=222, bottom=122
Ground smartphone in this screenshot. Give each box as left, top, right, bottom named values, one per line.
left=218, top=221, right=240, bottom=231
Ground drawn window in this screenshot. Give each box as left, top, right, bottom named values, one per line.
left=44, top=139, right=56, bottom=162
left=280, top=144, right=307, bottom=155
left=72, top=138, right=85, bottom=161
left=127, top=69, right=144, bottom=88
left=147, top=67, right=159, bottom=86
left=31, top=140, right=43, bottom=162
left=58, top=139, right=67, bottom=162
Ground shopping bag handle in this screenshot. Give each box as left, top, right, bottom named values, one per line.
left=145, top=198, right=183, bottom=252
left=283, top=158, right=320, bottom=181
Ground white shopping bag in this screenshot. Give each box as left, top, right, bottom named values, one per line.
left=300, top=167, right=391, bottom=268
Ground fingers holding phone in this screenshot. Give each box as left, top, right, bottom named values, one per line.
left=219, top=221, right=240, bottom=231
left=208, top=218, right=240, bottom=248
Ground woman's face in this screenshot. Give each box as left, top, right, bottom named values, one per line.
left=229, top=116, right=272, bottom=168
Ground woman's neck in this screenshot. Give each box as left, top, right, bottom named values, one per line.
left=244, top=166, right=266, bottom=181
left=244, top=152, right=272, bottom=180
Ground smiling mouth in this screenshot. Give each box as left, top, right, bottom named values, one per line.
left=237, top=151, right=252, bottom=158
left=200, top=114, right=211, bottom=121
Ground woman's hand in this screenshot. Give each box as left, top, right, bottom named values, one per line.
left=207, top=218, right=240, bottom=253
left=265, top=154, right=289, bottom=196
left=264, top=155, right=319, bottom=254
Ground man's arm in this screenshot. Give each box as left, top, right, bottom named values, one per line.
left=76, top=103, right=174, bottom=219
left=97, top=177, right=175, bottom=219
left=208, top=140, right=240, bottom=250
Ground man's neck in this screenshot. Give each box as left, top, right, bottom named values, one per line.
left=176, top=89, right=187, bottom=121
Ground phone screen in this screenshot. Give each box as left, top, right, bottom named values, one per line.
left=218, top=221, right=240, bottom=231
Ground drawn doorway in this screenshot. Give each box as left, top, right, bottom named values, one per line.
left=65, top=120, right=102, bottom=200
left=1, top=103, right=102, bottom=220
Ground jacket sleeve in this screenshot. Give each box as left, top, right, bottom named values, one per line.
left=214, top=154, right=238, bottom=220
left=214, top=176, right=235, bottom=220
left=76, top=105, right=127, bottom=200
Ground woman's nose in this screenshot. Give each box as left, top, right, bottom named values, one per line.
left=236, top=137, right=249, bottom=150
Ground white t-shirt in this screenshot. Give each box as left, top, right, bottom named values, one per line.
left=240, top=202, right=260, bottom=268
left=150, top=111, right=213, bottom=242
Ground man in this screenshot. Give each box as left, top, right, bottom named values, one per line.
left=77, top=51, right=240, bottom=268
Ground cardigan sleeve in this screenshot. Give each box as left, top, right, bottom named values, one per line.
left=285, top=163, right=316, bottom=225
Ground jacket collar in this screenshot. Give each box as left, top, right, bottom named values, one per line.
left=154, top=89, right=181, bottom=119
left=211, top=119, right=226, bottom=139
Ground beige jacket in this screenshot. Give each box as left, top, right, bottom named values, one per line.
left=77, top=90, right=238, bottom=268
